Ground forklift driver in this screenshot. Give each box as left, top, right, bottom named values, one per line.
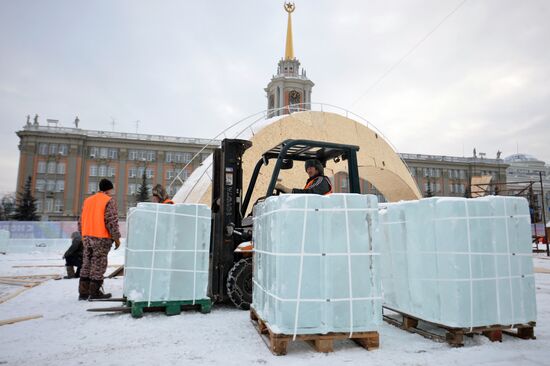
left=275, top=159, right=333, bottom=195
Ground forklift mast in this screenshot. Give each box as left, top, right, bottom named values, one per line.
left=208, top=139, right=252, bottom=303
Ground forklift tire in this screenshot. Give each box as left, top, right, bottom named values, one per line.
left=226, top=257, right=253, bottom=310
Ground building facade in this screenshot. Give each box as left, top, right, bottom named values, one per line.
left=401, top=153, right=508, bottom=197
left=16, top=123, right=216, bottom=220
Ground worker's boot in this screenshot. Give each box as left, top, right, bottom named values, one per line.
left=78, top=277, right=90, bottom=300
left=64, top=266, right=76, bottom=279
left=88, top=280, right=112, bottom=300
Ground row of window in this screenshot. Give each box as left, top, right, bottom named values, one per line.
left=165, top=152, right=193, bottom=164
left=411, top=167, right=502, bottom=180
left=89, top=147, right=118, bottom=160
left=37, top=161, right=65, bottom=175
left=36, top=198, right=63, bottom=213
left=129, top=150, right=156, bottom=161
left=90, top=165, right=116, bottom=177
left=423, top=182, right=466, bottom=194
left=165, top=170, right=189, bottom=180
left=38, top=143, right=69, bottom=156
left=35, top=179, right=64, bottom=192
left=129, top=167, right=154, bottom=178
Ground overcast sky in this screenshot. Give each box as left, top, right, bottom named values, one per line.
left=1, top=0, right=549, bottom=193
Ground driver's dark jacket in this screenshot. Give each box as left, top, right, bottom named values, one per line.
left=292, top=175, right=333, bottom=195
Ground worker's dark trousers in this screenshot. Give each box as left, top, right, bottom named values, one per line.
left=80, top=237, right=112, bottom=281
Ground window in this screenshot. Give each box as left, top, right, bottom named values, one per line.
left=45, top=198, right=54, bottom=212
left=166, top=170, right=175, bottom=180
left=108, top=166, right=116, bottom=177
left=98, top=165, right=107, bottom=177
left=435, top=183, right=441, bottom=192
left=180, top=152, right=192, bottom=163
left=409, top=167, right=416, bottom=177
left=460, top=184, right=465, bottom=194
left=58, top=144, right=68, bottom=155
left=49, top=144, right=58, bottom=155
left=55, top=180, right=64, bottom=192
left=128, top=150, right=138, bottom=160
left=54, top=199, right=63, bottom=212
left=435, top=169, right=440, bottom=178
left=89, top=147, right=99, bottom=158
left=128, top=167, right=137, bottom=178
left=36, top=179, right=46, bottom=192
left=56, top=162, right=65, bottom=175
left=423, top=168, right=429, bottom=177
left=47, top=162, right=56, bottom=174
left=88, top=182, right=96, bottom=194
left=146, top=168, right=154, bottom=179
left=89, top=165, right=98, bottom=177
left=47, top=180, right=55, bottom=191
left=128, top=184, right=137, bottom=195
left=38, top=143, right=48, bottom=155
left=166, top=152, right=174, bottom=163
left=460, top=170, right=466, bottom=179
left=137, top=167, right=145, bottom=177
left=449, top=184, right=455, bottom=193
left=37, top=161, right=46, bottom=174
left=181, top=169, right=189, bottom=180
left=99, top=147, right=108, bottom=159
left=36, top=199, right=42, bottom=212
left=146, top=151, right=155, bottom=162
left=108, top=149, right=118, bottom=159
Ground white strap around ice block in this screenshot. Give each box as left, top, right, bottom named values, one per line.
left=502, top=201, right=516, bottom=324
left=146, top=204, right=161, bottom=306
left=464, top=201, right=474, bottom=331
left=343, top=195, right=355, bottom=337
left=192, top=204, right=199, bottom=305
left=292, top=196, right=309, bottom=341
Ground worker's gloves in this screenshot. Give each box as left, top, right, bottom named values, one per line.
left=275, top=183, right=288, bottom=193
left=114, top=239, right=121, bottom=250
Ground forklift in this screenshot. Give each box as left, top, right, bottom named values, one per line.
left=209, top=138, right=362, bottom=309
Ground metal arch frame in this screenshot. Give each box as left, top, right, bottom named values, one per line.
left=168, top=102, right=418, bottom=201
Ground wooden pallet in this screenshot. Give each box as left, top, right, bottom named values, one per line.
left=250, top=307, right=379, bottom=355
left=127, top=298, right=212, bottom=318
left=383, top=306, right=536, bottom=347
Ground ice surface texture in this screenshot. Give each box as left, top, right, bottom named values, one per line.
left=252, top=193, right=382, bottom=335
left=379, top=196, right=537, bottom=328
left=123, top=203, right=211, bottom=303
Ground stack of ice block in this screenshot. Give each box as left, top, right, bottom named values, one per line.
left=379, top=196, right=536, bottom=328
left=252, top=193, right=382, bottom=335
left=123, top=203, right=211, bottom=303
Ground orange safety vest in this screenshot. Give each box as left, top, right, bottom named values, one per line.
left=304, top=176, right=333, bottom=195
left=162, top=199, right=175, bottom=205
left=81, top=192, right=112, bottom=238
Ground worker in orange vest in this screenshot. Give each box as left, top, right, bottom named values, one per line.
left=78, top=179, right=121, bottom=300
left=275, top=159, right=333, bottom=195
left=152, top=184, right=174, bottom=204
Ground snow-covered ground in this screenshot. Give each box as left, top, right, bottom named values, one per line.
left=1, top=246, right=549, bottom=366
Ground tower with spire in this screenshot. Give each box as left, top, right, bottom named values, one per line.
left=265, top=2, right=314, bottom=118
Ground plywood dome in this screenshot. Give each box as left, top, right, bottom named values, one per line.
left=174, top=111, right=421, bottom=209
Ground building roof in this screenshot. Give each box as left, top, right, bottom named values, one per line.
left=19, top=124, right=219, bottom=147
left=504, top=153, right=544, bottom=164
left=399, top=152, right=506, bottom=165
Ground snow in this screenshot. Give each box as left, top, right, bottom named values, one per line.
left=1, top=246, right=550, bottom=366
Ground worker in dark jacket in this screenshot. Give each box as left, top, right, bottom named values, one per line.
left=78, top=179, right=121, bottom=300
left=151, top=184, right=174, bottom=204
left=63, top=231, right=83, bottom=279
left=275, top=159, right=333, bottom=195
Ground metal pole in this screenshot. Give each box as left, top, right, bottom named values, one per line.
left=539, top=171, right=549, bottom=256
